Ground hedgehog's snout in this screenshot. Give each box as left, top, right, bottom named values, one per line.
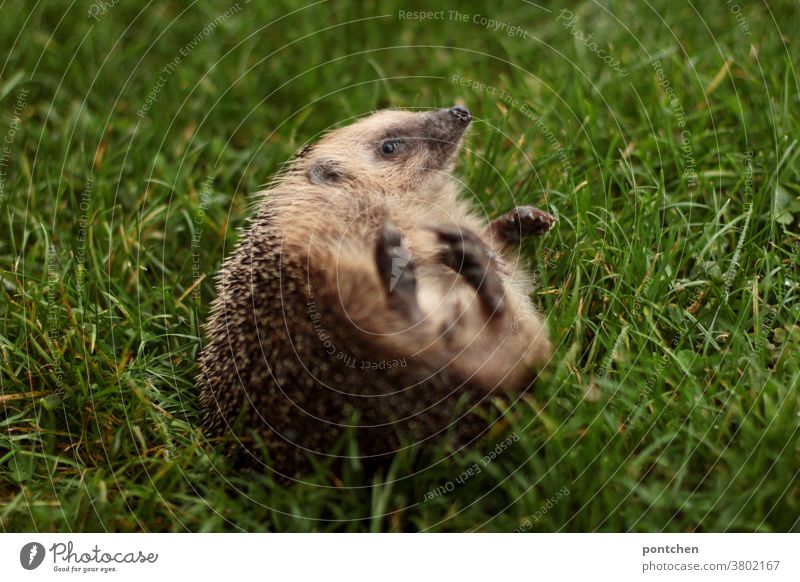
left=427, top=104, right=472, bottom=135
left=447, top=104, right=472, bottom=125
left=421, top=105, right=471, bottom=164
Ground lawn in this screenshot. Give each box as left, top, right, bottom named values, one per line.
left=0, top=0, right=798, bottom=532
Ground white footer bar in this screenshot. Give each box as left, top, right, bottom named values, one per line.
left=1, top=533, right=797, bottom=581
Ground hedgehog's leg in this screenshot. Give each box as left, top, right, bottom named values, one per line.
left=484, top=206, right=555, bottom=245
left=432, top=225, right=506, bottom=317
left=427, top=224, right=551, bottom=390
left=375, top=223, right=422, bottom=322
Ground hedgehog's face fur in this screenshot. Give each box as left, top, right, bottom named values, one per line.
left=296, top=106, right=472, bottom=193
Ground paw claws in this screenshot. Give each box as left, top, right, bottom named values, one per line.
left=492, top=206, right=556, bottom=241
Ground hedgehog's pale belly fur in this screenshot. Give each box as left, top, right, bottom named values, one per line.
left=198, top=107, right=552, bottom=477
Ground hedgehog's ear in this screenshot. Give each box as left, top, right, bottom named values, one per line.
left=307, top=158, right=349, bottom=184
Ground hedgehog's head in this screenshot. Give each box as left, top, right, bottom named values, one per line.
left=294, top=105, right=472, bottom=193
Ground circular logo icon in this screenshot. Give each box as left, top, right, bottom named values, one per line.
left=20, top=542, right=46, bottom=570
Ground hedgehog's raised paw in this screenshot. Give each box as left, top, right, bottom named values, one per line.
left=432, top=225, right=505, bottom=316
left=375, top=223, right=421, bottom=321
left=487, top=206, right=556, bottom=244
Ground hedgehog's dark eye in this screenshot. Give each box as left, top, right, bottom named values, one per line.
left=380, top=140, right=403, bottom=157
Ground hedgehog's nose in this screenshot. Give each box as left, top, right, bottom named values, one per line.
left=448, top=104, right=472, bottom=125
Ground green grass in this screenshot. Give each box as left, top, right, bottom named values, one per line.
left=0, top=0, right=798, bottom=532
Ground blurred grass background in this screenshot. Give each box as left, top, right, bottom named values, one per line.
left=0, top=0, right=798, bottom=531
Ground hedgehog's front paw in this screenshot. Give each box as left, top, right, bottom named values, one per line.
left=432, top=225, right=505, bottom=316
left=375, top=223, right=421, bottom=321
left=488, top=206, right=556, bottom=243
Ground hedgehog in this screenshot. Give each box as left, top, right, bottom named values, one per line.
left=198, top=105, right=555, bottom=478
